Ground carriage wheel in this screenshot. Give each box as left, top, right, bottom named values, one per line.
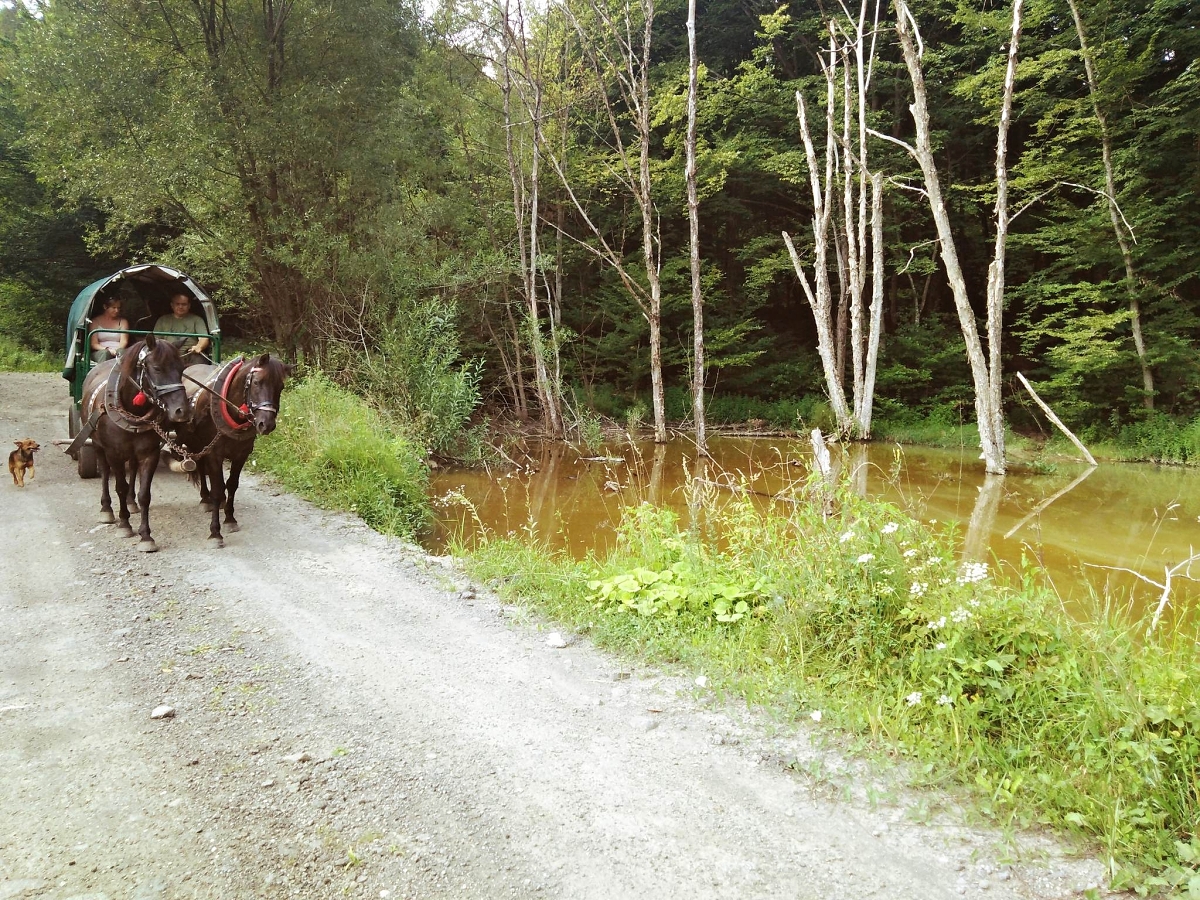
left=68, top=404, right=80, bottom=439
left=77, top=443, right=98, bottom=479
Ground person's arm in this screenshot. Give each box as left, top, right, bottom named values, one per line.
left=188, top=316, right=211, bottom=354
left=89, top=325, right=102, bottom=351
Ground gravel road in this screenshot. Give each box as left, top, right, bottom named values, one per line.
left=0, top=372, right=1107, bottom=900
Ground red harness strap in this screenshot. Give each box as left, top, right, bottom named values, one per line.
left=218, top=360, right=252, bottom=431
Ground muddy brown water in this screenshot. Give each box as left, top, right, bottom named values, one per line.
left=428, top=438, right=1200, bottom=621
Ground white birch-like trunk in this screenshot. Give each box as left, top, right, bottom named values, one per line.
left=1065, top=0, right=1154, bottom=409
left=786, top=35, right=852, bottom=435
left=858, top=172, right=885, bottom=436
left=894, top=0, right=1019, bottom=474
left=685, top=0, right=705, bottom=452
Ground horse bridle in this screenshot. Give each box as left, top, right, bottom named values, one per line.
left=241, top=364, right=278, bottom=418
left=133, top=344, right=185, bottom=414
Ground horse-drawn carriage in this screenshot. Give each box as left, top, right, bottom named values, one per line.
left=63, top=263, right=289, bottom=552
left=63, top=264, right=222, bottom=478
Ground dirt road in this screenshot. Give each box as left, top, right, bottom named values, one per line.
left=0, top=373, right=1104, bottom=900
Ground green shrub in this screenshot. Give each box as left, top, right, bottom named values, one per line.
left=253, top=373, right=431, bottom=538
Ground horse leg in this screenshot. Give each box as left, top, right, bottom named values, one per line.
left=111, top=456, right=135, bottom=538
left=206, top=456, right=226, bottom=547
left=199, top=469, right=214, bottom=511
left=126, top=460, right=140, bottom=514
left=223, top=454, right=247, bottom=533
left=134, top=451, right=160, bottom=552
left=98, top=453, right=116, bottom=525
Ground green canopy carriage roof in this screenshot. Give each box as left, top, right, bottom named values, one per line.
left=64, top=264, right=220, bottom=367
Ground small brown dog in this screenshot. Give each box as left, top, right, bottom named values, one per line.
left=8, top=439, right=40, bottom=487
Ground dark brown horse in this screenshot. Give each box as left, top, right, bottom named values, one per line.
left=79, top=335, right=188, bottom=552
left=178, top=354, right=292, bottom=547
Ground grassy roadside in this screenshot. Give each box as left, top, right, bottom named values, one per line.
left=461, top=483, right=1200, bottom=896
left=0, top=335, right=58, bottom=372
left=252, top=373, right=432, bottom=539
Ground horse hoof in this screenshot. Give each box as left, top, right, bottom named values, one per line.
left=128, top=502, right=140, bottom=514
left=225, top=522, right=240, bottom=533
left=136, top=539, right=158, bottom=553
left=208, top=536, right=225, bottom=549
left=200, top=501, right=215, bottom=512
left=117, top=523, right=135, bottom=537
left=99, top=510, right=115, bottom=524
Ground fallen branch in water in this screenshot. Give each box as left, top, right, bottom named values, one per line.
left=1003, top=464, right=1096, bottom=539
left=1016, top=372, right=1097, bottom=466
left=1086, top=548, right=1200, bottom=634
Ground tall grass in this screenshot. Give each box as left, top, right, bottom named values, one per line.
left=464, top=481, right=1200, bottom=893
left=0, top=334, right=58, bottom=372
left=253, top=374, right=431, bottom=538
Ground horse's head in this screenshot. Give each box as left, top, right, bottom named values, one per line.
left=243, top=353, right=293, bottom=436
left=125, top=333, right=189, bottom=423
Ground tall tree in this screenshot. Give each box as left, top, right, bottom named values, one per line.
left=684, top=0, right=705, bottom=451
left=888, top=0, right=1025, bottom=474
left=1065, top=0, right=1153, bottom=408
left=13, top=0, right=423, bottom=356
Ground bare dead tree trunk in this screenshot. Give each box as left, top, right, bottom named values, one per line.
left=858, top=172, right=885, bottom=436
left=1065, top=0, right=1154, bottom=409
left=685, top=0, right=706, bottom=453
left=784, top=30, right=852, bottom=434
left=787, top=5, right=884, bottom=439
left=891, top=0, right=1020, bottom=474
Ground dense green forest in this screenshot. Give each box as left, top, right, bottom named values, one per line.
left=1, top=0, right=1197, bottom=462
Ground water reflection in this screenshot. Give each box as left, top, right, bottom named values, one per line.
left=429, top=438, right=1200, bottom=619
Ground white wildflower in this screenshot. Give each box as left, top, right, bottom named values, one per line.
left=905, top=691, right=923, bottom=706
left=968, top=599, right=981, bottom=608
left=909, top=581, right=927, bottom=598
left=903, top=549, right=919, bottom=559
left=881, top=522, right=899, bottom=535
left=935, top=642, right=946, bottom=650
left=937, top=695, right=954, bottom=707
left=839, top=531, right=855, bottom=543
left=856, top=553, right=875, bottom=564
left=956, top=562, right=989, bottom=584
left=926, top=616, right=946, bottom=630
left=810, top=710, right=823, bottom=722
left=950, top=606, right=972, bottom=624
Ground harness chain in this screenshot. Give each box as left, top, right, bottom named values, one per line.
left=153, top=420, right=221, bottom=468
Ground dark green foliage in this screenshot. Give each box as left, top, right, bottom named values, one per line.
left=2, top=0, right=1200, bottom=452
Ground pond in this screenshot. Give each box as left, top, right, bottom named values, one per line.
left=428, top=438, right=1200, bottom=622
